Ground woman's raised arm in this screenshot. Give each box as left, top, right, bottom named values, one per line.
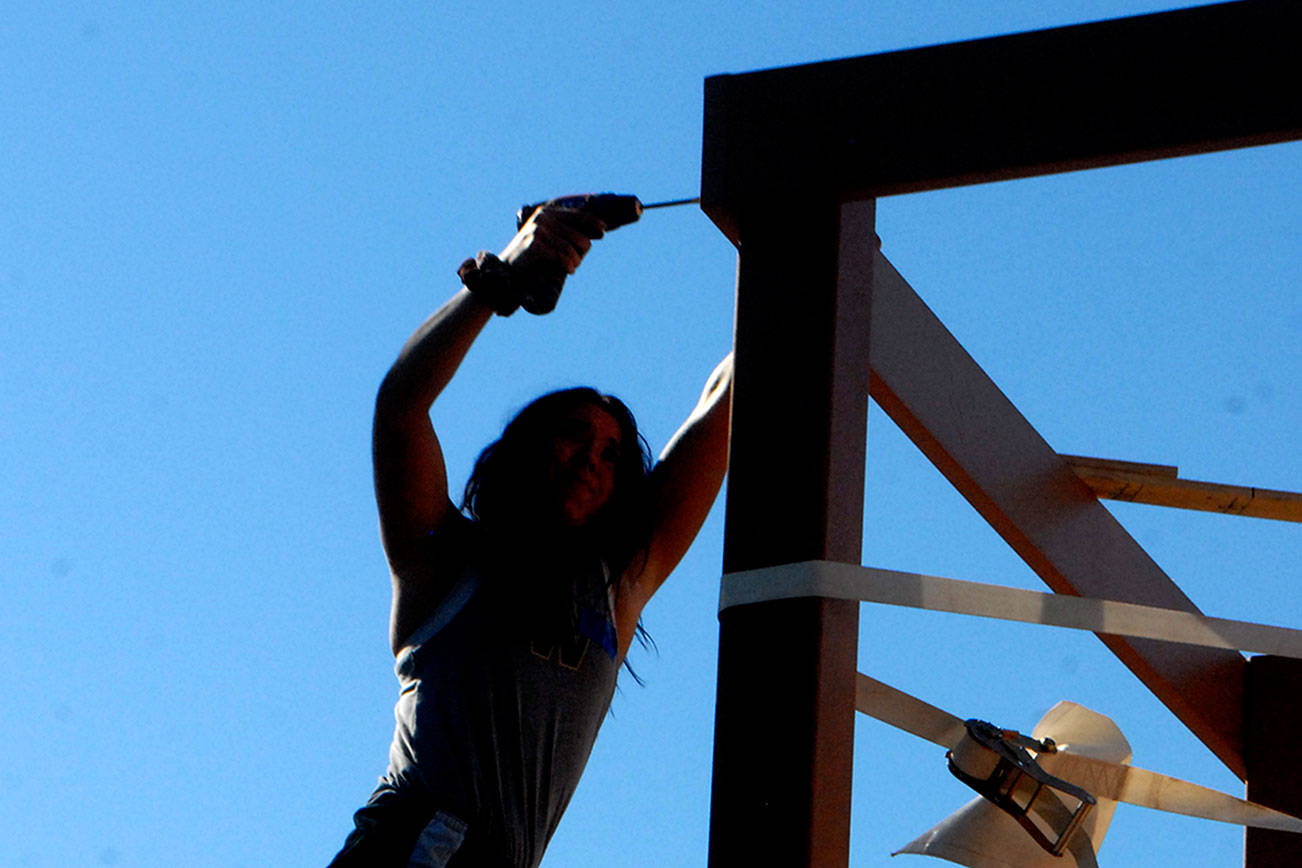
left=615, top=354, right=733, bottom=648
left=374, top=208, right=606, bottom=654
left=372, top=288, right=494, bottom=572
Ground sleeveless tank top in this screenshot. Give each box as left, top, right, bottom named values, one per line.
left=383, top=550, right=621, bottom=868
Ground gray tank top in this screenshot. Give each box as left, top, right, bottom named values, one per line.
left=384, top=550, right=621, bottom=868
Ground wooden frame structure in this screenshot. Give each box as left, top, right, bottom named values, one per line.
left=702, top=2, right=1302, bottom=865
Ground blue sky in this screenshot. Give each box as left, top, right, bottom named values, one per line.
left=3, top=1, right=1298, bottom=865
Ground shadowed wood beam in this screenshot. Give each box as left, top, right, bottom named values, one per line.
left=709, top=199, right=874, bottom=867
left=1062, top=455, right=1302, bottom=524
left=1245, top=656, right=1302, bottom=864
left=701, top=1, right=1302, bottom=244
left=866, top=251, right=1248, bottom=778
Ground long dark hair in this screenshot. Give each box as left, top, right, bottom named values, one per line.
left=461, top=388, right=656, bottom=671
left=462, top=387, right=653, bottom=574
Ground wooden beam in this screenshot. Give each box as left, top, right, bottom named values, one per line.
left=1063, top=456, right=1302, bottom=523
left=701, top=0, right=1302, bottom=244
left=1060, top=454, right=1179, bottom=478
left=709, top=200, right=875, bottom=866
left=1244, top=656, right=1302, bottom=866
left=866, top=251, right=1248, bottom=778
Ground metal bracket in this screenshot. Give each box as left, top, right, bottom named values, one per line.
left=947, top=718, right=1096, bottom=856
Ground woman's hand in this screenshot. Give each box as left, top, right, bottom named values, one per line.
left=499, top=204, right=606, bottom=276
left=491, top=204, right=608, bottom=315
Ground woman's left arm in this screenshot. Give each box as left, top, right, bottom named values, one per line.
left=616, top=354, right=733, bottom=642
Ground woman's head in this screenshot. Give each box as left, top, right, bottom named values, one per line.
left=462, top=388, right=652, bottom=560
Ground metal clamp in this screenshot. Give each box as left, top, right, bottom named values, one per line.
left=947, top=718, right=1096, bottom=856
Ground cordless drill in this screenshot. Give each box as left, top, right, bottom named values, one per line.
left=515, top=193, right=645, bottom=233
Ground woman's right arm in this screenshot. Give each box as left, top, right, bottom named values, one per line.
left=373, top=207, right=605, bottom=650
left=372, top=288, right=493, bottom=573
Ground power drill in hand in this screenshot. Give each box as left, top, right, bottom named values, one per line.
left=512, top=193, right=644, bottom=314
left=516, top=193, right=644, bottom=233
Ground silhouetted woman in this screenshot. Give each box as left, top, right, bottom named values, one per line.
left=330, top=202, right=732, bottom=867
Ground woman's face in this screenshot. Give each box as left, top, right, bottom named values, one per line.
left=545, top=403, right=624, bottom=528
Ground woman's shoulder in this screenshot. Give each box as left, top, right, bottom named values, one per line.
left=389, top=513, right=482, bottom=653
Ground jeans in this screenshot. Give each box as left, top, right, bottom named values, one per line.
left=329, top=784, right=477, bottom=867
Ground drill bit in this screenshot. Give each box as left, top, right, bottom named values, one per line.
left=640, top=196, right=700, bottom=210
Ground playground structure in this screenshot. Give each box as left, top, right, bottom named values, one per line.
left=700, top=2, right=1302, bottom=865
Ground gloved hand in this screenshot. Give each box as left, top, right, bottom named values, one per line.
left=498, top=204, right=607, bottom=314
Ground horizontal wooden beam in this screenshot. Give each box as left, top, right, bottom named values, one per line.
left=1060, top=454, right=1178, bottom=479
left=701, top=0, right=1302, bottom=243
left=1064, top=455, right=1302, bottom=523
left=865, top=251, right=1248, bottom=778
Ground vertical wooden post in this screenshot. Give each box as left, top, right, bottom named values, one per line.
left=708, top=199, right=876, bottom=867
left=1244, top=655, right=1302, bottom=866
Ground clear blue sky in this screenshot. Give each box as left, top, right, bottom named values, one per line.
left=3, top=2, right=1298, bottom=865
